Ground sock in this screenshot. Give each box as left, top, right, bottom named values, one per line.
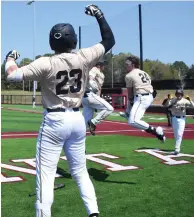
left=145, top=126, right=156, bottom=135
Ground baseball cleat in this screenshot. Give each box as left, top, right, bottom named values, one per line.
left=89, top=214, right=99, bottom=217
left=173, top=151, right=179, bottom=155
left=88, top=120, right=96, bottom=136
left=155, top=126, right=166, bottom=143
left=119, top=112, right=129, bottom=120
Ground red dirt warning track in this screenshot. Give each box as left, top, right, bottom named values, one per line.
left=2, top=120, right=194, bottom=139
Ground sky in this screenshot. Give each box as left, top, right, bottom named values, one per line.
left=1, top=1, right=194, bottom=67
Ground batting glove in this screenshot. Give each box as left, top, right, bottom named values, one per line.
left=6, top=50, right=20, bottom=61
left=85, top=5, right=104, bottom=19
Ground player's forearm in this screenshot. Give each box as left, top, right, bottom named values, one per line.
left=188, top=100, right=194, bottom=107
left=5, top=50, right=23, bottom=82
left=127, top=87, right=134, bottom=101
left=5, top=58, right=19, bottom=75
left=166, top=99, right=175, bottom=108
left=5, top=59, right=23, bottom=81
left=97, top=16, right=115, bottom=53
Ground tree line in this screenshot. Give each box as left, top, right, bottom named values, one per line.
left=1, top=52, right=194, bottom=91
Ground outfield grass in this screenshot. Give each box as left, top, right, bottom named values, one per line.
left=1, top=90, right=41, bottom=95
left=2, top=89, right=194, bottom=105
left=153, top=89, right=194, bottom=104
left=2, top=89, right=194, bottom=97
left=2, top=104, right=194, bottom=127
left=1, top=105, right=194, bottom=217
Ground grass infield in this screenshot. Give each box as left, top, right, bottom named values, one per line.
left=1, top=105, right=194, bottom=217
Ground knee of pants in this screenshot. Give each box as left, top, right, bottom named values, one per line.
left=35, top=200, right=52, bottom=211
left=107, top=105, right=114, bottom=112
left=71, top=167, right=88, bottom=181
left=128, top=117, right=136, bottom=126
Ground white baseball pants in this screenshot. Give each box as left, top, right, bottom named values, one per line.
left=172, top=116, right=186, bottom=152
left=35, top=109, right=98, bottom=217
left=82, top=92, right=114, bottom=126
left=128, top=94, right=154, bottom=130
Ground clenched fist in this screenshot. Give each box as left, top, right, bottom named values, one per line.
left=6, top=50, right=20, bottom=61
left=85, top=4, right=103, bottom=19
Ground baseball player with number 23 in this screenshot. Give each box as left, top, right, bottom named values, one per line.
left=5, top=4, right=115, bottom=217
left=167, top=89, right=194, bottom=155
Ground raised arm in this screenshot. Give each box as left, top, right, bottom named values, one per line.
left=5, top=50, right=23, bottom=81
left=5, top=50, right=50, bottom=82
left=85, top=4, right=115, bottom=53
left=185, top=96, right=194, bottom=107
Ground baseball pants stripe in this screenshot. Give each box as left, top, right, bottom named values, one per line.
left=35, top=117, right=46, bottom=217
left=172, top=116, right=186, bottom=152
left=128, top=94, right=153, bottom=130
left=82, top=92, right=113, bottom=125
left=35, top=110, right=99, bottom=217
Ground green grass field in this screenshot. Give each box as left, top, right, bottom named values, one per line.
left=2, top=104, right=194, bottom=124
left=1, top=105, right=194, bottom=217
left=2, top=89, right=194, bottom=105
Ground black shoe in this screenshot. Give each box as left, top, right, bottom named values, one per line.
left=173, top=151, right=179, bottom=155
left=89, top=213, right=99, bottom=217
left=88, top=120, right=96, bottom=136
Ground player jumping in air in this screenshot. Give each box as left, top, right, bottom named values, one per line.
left=82, top=59, right=114, bottom=136
left=120, top=55, right=166, bottom=142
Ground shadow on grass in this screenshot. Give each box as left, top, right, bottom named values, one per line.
left=57, top=167, right=136, bottom=185
left=88, top=168, right=136, bottom=185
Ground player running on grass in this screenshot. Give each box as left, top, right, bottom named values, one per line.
left=120, top=55, right=166, bottom=142
left=167, top=89, right=194, bottom=155
left=5, top=4, right=115, bottom=217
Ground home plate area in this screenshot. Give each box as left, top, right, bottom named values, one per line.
left=2, top=120, right=194, bottom=140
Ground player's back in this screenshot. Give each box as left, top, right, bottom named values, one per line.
left=40, top=52, right=88, bottom=109
left=86, top=67, right=105, bottom=92
left=22, top=43, right=105, bottom=109
left=129, top=69, right=153, bottom=94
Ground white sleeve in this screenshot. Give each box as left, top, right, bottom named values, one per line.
left=88, top=80, right=98, bottom=93
left=21, top=57, right=51, bottom=81
left=125, top=75, right=133, bottom=88
left=186, top=99, right=194, bottom=107
left=7, top=69, right=23, bottom=82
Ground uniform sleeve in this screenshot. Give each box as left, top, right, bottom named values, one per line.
left=162, top=99, right=167, bottom=106
left=89, top=68, right=97, bottom=80
left=21, top=57, right=51, bottom=81
left=125, top=74, right=133, bottom=88
left=166, top=98, right=175, bottom=107
left=185, top=99, right=194, bottom=107
left=78, top=43, right=105, bottom=71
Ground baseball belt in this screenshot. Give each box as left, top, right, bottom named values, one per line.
left=172, top=116, right=185, bottom=118
left=135, top=93, right=150, bottom=97
left=46, top=108, right=79, bottom=113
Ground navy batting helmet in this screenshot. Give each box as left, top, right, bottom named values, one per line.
left=49, top=23, right=77, bottom=52
left=175, top=89, right=184, bottom=96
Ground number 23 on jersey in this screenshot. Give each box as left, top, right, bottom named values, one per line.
left=56, top=69, right=82, bottom=95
